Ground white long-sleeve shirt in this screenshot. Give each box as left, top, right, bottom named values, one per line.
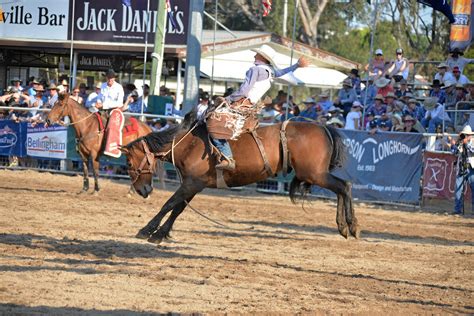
left=99, top=81, right=124, bottom=110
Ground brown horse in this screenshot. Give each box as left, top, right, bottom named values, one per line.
left=121, top=111, right=359, bottom=243
left=46, top=93, right=152, bottom=193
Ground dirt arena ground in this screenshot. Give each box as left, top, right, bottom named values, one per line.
left=0, top=169, right=473, bottom=314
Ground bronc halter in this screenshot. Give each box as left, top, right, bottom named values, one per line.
left=127, top=139, right=159, bottom=185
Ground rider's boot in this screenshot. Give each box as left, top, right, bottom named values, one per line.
left=215, top=157, right=235, bottom=171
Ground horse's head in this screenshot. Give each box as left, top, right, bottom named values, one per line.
left=45, top=93, right=70, bottom=126
left=121, top=139, right=156, bottom=198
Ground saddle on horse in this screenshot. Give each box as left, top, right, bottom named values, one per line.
left=101, top=109, right=140, bottom=158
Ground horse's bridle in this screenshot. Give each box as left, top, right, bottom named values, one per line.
left=128, top=139, right=158, bottom=184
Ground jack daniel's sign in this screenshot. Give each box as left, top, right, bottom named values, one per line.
left=73, top=0, right=189, bottom=45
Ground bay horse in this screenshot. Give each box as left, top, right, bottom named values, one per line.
left=46, top=93, right=152, bottom=194
left=121, top=111, right=359, bottom=243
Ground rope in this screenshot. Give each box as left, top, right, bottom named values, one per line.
left=64, top=111, right=96, bottom=126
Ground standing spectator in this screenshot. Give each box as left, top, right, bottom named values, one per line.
left=299, top=97, right=318, bottom=121
left=422, top=97, right=451, bottom=133
left=85, top=83, right=101, bottom=113
left=374, top=77, right=394, bottom=97
left=46, top=84, right=59, bottom=108
left=385, top=48, right=409, bottom=82
left=434, top=62, right=454, bottom=85
left=429, top=79, right=446, bottom=104
left=452, top=66, right=469, bottom=85
left=316, top=92, right=333, bottom=113
left=359, top=76, right=377, bottom=107
left=11, top=78, right=24, bottom=92
left=334, top=78, right=357, bottom=116
left=27, top=79, right=40, bottom=98
left=122, top=90, right=146, bottom=113
left=365, top=48, right=386, bottom=78
left=70, top=85, right=84, bottom=105
left=196, top=91, right=209, bottom=119
left=58, top=79, right=69, bottom=94
left=350, top=69, right=361, bottom=95
left=448, top=125, right=474, bottom=215
left=446, top=48, right=474, bottom=74
left=344, top=101, right=362, bottom=130
left=78, top=83, right=88, bottom=101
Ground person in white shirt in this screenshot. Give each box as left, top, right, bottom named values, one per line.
left=434, top=62, right=454, bottom=85
left=452, top=66, right=469, bottom=85
left=421, top=97, right=451, bottom=133
left=344, top=101, right=362, bottom=130
left=385, top=48, right=409, bottom=81
left=447, top=49, right=474, bottom=74
left=85, top=83, right=102, bottom=113
left=96, top=70, right=124, bottom=111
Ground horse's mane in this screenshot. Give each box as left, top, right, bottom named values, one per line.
left=128, top=109, right=198, bottom=153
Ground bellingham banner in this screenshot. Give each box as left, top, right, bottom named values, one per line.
left=312, top=130, right=424, bottom=203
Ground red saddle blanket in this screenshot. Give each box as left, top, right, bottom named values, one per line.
left=104, top=109, right=125, bottom=158
left=123, top=117, right=139, bottom=138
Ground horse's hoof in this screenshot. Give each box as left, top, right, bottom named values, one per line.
left=338, top=225, right=349, bottom=239
left=135, top=229, right=151, bottom=240
left=350, top=224, right=361, bottom=239
left=147, top=235, right=163, bottom=245
left=77, top=189, right=87, bottom=195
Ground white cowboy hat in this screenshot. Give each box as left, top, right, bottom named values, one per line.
left=442, top=80, right=456, bottom=89
left=303, top=97, right=316, bottom=103
left=375, top=77, right=391, bottom=88
left=251, top=44, right=277, bottom=67
left=460, top=125, right=474, bottom=135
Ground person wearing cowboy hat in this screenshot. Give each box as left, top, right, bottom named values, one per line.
left=215, top=44, right=310, bottom=171
left=442, top=79, right=458, bottom=110
left=446, top=48, right=474, bottom=74
left=96, top=69, right=124, bottom=111
left=434, top=62, right=454, bottom=85
left=384, top=48, right=409, bottom=82
left=334, top=77, right=357, bottom=116
left=374, top=77, right=394, bottom=97
left=367, top=94, right=387, bottom=117
left=85, top=82, right=103, bottom=113
left=10, top=78, right=24, bottom=92
left=46, top=83, right=60, bottom=108
left=429, top=79, right=446, bottom=104
left=421, top=96, right=451, bottom=133
left=448, top=124, right=474, bottom=215
left=298, top=97, right=318, bottom=121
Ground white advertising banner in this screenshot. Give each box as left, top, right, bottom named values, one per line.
left=27, top=124, right=68, bottom=159
left=0, top=0, right=69, bottom=40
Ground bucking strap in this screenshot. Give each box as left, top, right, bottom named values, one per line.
left=280, top=120, right=290, bottom=177
left=251, top=130, right=273, bottom=176
left=216, top=169, right=229, bottom=189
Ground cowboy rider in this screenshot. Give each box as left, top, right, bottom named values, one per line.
left=212, top=44, right=310, bottom=171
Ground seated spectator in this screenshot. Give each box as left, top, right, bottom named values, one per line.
left=367, top=94, right=387, bottom=116
left=452, top=66, right=469, bottom=85
left=455, top=84, right=467, bottom=103
left=275, top=102, right=295, bottom=122
left=327, top=116, right=345, bottom=128
left=395, top=79, right=411, bottom=98
left=429, top=79, right=446, bottom=104
left=365, top=48, right=386, bottom=78
left=85, top=83, right=102, bottom=113
left=446, top=48, right=474, bottom=74
left=365, top=110, right=376, bottom=131
left=434, top=62, right=454, bottom=85
left=385, top=48, right=409, bottom=82
left=403, top=98, right=425, bottom=122
left=403, top=115, right=419, bottom=133
left=465, top=81, right=474, bottom=101
left=334, top=78, right=357, bottom=116
left=385, top=92, right=397, bottom=109
left=328, top=106, right=345, bottom=125
left=374, top=77, right=394, bottom=97
left=344, top=101, right=363, bottom=130
left=123, top=90, right=147, bottom=113
left=368, top=119, right=378, bottom=134
left=422, top=97, right=451, bottom=133
left=392, top=100, right=404, bottom=117
left=350, top=69, right=361, bottom=95
left=316, top=92, right=333, bottom=112
left=299, top=97, right=318, bottom=120
left=379, top=112, right=393, bottom=129
left=70, top=85, right=84, bottom=105
left=359, top=76, right=377, bottom=107
left=259, top=96, right=278, bottom=123
left=379, top=120, right=391, bottom=132
left=391, top=114, right=404, bottom=131
left=443, top=80, right=457, bottom=109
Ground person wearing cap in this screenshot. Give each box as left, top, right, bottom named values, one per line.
left=11, top=78, right=24, bottom=92
left=448, top=124, right=474, bottom=215
left=70, top=85, right=84, bottom=105
left=365, top=48, right=386, bottom=78
left=452, top=66, right=469, bottom=85
left=298, top=97, right=318, bottom=121
left=97, top=69, right=124, bottom=111
left=374, top=77, right=394, bottom=97
left=421, top=96, right=450, bottom=133
left=429, top=79, right=446, bottom=104
left=46, top=84, right=59, bottom=108
left=446, top=48, right=474, bottom=74
left=384, top=48, right=409, bottom=82
left=123, top=89, right=146, bottom=113
left=344, top=101, right=363, bottom=130
left=196, top=91, right=210, bottom=119
left=434, top=62, right=454, bottom=85
left=85, top=83, right=102, bottom=113
left=334, top=78, right=357, bottom=116
left=214, top=44, right=309, bottom=170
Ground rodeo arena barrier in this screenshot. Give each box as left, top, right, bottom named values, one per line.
left=0, top=102, right=473, bottom=208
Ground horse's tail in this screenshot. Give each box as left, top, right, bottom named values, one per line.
left=289, top=177, right=311, bottom=204
left=325, top=126, right=347, bottom=171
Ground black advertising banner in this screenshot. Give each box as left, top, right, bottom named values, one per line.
left=72, top=0, right=189, bottom=45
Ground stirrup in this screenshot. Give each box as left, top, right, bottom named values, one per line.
left=215, top=158, right=235, bottom=171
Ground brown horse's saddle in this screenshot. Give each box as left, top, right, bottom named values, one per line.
left=95, top=111, right=140, bottom=138
left=205, top=98, right=260, bottom=140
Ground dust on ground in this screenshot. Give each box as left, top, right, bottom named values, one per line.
left=0, top=169, right=473, bottom=314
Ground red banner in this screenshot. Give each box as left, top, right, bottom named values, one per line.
left=422, top=151, right=470, bottom=200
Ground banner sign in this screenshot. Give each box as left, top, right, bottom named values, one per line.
left=0, top=0, right=69, bottom=41
left=450, top=0, right=474, bottom=51
left=26, top=123, right=68, bottom=159
left=73, top=0, right=189, bottom=45
left=327, top=130, right=424, bottom=203
left=422, top=151, right=470, bottom=200
left=0, top=120, right=27, bottom=157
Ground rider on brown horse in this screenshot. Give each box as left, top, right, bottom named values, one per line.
left=210, top=44, right=310, bottom=171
